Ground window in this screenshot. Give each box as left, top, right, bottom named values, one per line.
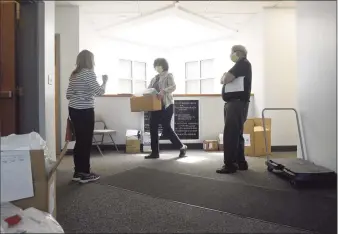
left=185, top=59, right=215, bottom=94
left=118, top=59, right=147, bottom=94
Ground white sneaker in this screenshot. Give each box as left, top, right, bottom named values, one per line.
left=179, top=145, right=187, bottom=157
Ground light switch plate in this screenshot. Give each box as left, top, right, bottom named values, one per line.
left=48, top=75, right=53, bottom=85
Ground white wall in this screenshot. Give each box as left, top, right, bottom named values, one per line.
left=297, top=1, right=336, bottom=171
left=67, top=8, right=300, bottom=149
left=169, top=39, right=235, bottom=94
left=76, top=14, right=256, bottom=148
left=44, top=1, right=56, bottom=159
left=55, top=6, right=80, bottom=148
left=234, top=8, right=298, bottom=146
left=94, top=96, right=255, bottom=145
left=235, top=13, right=265, bottom=118
left=93, top=39, right=166, bottom=94
left=79, top=12, right=168, bottom=94
left=263, top=8, right=298, bottom=146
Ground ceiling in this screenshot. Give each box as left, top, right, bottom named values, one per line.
left=56, top=1, right=296, bottom=49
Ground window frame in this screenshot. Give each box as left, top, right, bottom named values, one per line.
left=118, top=59, right=147, bottom=94
left=185, top=59, right=215, bottom=94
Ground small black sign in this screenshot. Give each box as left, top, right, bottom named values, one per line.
left=174, top=100, right=199, bottom=140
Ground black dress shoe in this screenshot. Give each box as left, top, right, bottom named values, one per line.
left=216, top=164, right=238, bottom=174
left=237, top=161, right=249, bottom=171
left=145, top=153, right=159, bottom=159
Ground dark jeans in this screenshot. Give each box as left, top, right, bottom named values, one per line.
left=69, top=107, right=94, bottom=173
left=150, top=104, right=183, bottom=154
left=223, top=100, right=249, bottom=165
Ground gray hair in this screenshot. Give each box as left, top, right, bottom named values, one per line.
left=232, top=45, right=247, bottom=57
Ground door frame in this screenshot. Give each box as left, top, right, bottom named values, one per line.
left=55, top=33, right=61, bottom=155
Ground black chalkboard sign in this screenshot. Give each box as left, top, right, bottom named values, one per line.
left=143, top=100, right=199, bottom=140
left=174, top=100, right=199, bottom=139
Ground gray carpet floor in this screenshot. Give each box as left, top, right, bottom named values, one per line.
left=99, top=167, right=336, bottom=233
left=56, top=150, right=336, bottom=233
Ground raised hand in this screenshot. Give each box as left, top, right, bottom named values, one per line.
left=102, top=75, right=108, bottom=84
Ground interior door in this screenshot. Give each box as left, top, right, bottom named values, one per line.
left=0, top=2, right=17, bottom=136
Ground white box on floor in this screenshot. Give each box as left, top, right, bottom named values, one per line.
left=143, top=132, right=151, bottom=153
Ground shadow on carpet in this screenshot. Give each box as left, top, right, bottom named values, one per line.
left=98, top=167, right=336, bottom=234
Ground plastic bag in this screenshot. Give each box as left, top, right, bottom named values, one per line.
left=1, top=207, right=64, bottom=233
left=1, top=202, right=24, bottom=233
left=0, top=203, right=24, bottom=221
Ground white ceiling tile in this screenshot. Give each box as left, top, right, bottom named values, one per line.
left=205, top=13, right=254, bottom=25
left=79, top=1, right=139, bottom=14
left=275, top=1, right=297, bottom=8
left=138, top=1, right=174, bottom=13
left=204, top=1, right=279, bottom=13
left=178, top=1, right=211, bottom=12
left=100, top=14, right=233, bottom=48
left=71, top=0, right=293, bottom=49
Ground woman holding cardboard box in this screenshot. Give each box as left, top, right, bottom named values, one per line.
left=66, top=50, right=108, bottom=183
left=145, top=58, right=187, bottom=159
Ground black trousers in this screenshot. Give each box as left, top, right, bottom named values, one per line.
left=69, top=107, right=94, bottom=173
left=150, top=104, right=183, bottom=154
left=223, top=100, right=249, bottom=165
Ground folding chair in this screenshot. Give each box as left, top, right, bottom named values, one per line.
left=92, top=121, right=119, bottom=156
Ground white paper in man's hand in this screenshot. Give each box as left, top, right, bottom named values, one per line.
left=220, top=73, right=227, bottom=84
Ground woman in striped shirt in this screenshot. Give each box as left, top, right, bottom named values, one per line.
left=66, top=50, right=108, bottom=183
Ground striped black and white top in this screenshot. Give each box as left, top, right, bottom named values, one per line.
left=66, top=69, right=106, bottom=109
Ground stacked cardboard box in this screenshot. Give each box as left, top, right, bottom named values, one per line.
left=244, top=118, right=272, bottom=157
left=126, top=140, right=141, bottom=153
left=125, top=130, right=141, bottom=154
left=203, top=140, right=219, bottom=151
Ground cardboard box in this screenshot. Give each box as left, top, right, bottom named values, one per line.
left=11, top=143, right=68, bottom=218
left=126, top=130, right=141, bottom=154
left=12, top=151, right=56, bottom=217
left=126, top=139, right=141, bottom=153
left=203, top=140, right=218, bottom=151
left=253, top=126, right=272, bottom=156
left=244, top=118, right=271, bottom=157
left=130, top=95, right=162, bottom=112
left=243, top=119, right=255, bottom=156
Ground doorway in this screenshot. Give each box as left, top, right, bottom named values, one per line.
left=55, top=34, right=61, bottom=155
left=0, top=1, right=17, bottom=136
